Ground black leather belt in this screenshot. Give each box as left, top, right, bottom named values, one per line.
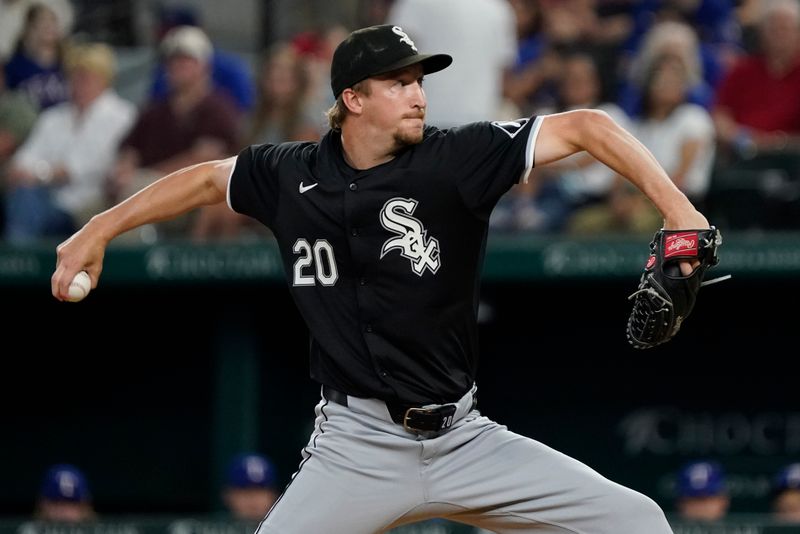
left=321, top=385, right=474, bottom=434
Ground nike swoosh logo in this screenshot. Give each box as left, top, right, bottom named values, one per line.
left=299, top=181, right=319, bottom=194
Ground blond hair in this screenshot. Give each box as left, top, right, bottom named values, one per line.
left=325, top=80, right=370, bottom=130
left=65, top=43, right=116, bottom=85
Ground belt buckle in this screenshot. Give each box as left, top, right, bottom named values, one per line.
left=403, top=407, right=435, bottom=433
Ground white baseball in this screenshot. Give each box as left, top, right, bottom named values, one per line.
left=66, top=270, right=92, bottom=302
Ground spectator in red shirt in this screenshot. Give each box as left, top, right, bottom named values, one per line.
left=713, top=0, right=800, bottom=157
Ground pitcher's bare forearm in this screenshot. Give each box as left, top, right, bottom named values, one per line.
left=91, top=157, right=234, bottom=242
left=586, top=116, right=692, bottom=220
left=535, top=110, right=702, bottom=228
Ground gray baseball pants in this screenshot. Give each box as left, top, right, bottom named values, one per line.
left=255, top=386, right=673, bottom=534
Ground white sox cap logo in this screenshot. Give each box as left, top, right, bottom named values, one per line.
left=391, top=26, right=418, bottom=52
left=380, top=197, right=440, bottom=276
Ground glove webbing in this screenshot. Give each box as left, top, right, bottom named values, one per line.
left=627, top=276, right=673, bottom=349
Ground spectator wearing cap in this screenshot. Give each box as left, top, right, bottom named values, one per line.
left=110, top=25, right=240, bottom=239
left=674, top=460, right=729, bottom=521
left=148, top=7, right=254, bottom=114
left=772, top=463, right=800, bottom=523
left=222, top=453, right=278, bottom=521
left=34, top=464, right=95, bottom=522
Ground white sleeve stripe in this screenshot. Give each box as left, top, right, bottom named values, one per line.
left=226, top=156, right=238, bottom=212
left=520, top=115, right=544, bottom=184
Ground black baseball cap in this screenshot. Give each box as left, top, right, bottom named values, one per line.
left=330, top=24, right=452, bottom=98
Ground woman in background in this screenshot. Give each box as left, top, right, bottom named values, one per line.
left=191, top=44, right=321, bottom=241
left=245, top=43, right=322, bottom=145
left=4, top=3, right=70, bottom=110
left=569, top=52, right=715, bottom=234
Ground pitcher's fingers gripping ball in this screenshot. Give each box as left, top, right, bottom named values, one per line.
left=627, top=227, right=726, bottom=349
left=66, top=271, right=92, bottom=302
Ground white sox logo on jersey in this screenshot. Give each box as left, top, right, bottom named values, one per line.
left=392, top=26, right=418, bottom=52
left=380, top=198, right=440, bottom=276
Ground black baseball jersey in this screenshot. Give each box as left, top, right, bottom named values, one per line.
left=228, top=117, right=543, bottom=404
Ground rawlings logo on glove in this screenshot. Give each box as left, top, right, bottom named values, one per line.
left=664, top=233, right=698, bottom=257
left=626, top=227, right=728, bottom=349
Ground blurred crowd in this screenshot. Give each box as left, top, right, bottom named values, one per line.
left=19, top=454, right=280, bottom=528
left=1, top=0, right=800, bottom=245
left=672, top=460, right=800, bottom=523
left=16, top=459, right=800, bottom=527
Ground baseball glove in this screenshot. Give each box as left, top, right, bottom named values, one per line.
left=626, top=227, right=725, bottom=349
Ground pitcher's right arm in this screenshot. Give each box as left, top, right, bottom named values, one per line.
left=51, top=156, right=237, bottom=300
